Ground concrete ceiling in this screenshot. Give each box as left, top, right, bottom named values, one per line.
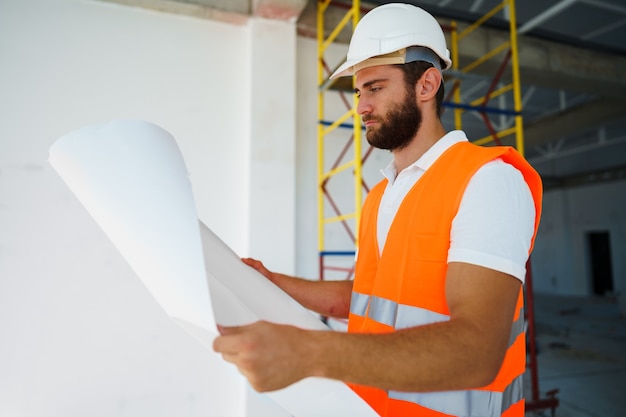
left=101, top=0, right=626, bottom=184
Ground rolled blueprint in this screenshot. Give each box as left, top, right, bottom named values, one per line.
left=49, top=120, right=214, bottom=333
left=49, top=120, right=377, bottom=417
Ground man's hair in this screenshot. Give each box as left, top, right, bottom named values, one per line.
left=398, top=60, right=445, bottom=118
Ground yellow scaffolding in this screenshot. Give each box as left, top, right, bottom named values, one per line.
left=448, top=0, right=526, bottom=156
left=316, top=0, right=361, bottom=281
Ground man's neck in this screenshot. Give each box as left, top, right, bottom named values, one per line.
left=392, top=122, right=447, bottom=174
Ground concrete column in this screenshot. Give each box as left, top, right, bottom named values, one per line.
left=246, top=17, right=297, bottom=275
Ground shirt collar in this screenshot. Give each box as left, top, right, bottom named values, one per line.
left=381, top=130, right=469, bottom=183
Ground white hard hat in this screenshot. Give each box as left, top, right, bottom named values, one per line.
left=330, top=3, right=452, bottom=79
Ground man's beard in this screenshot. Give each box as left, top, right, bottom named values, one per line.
left=363, top=91, right=421, bottom=151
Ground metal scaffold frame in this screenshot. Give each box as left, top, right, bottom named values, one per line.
left=446, top=0, right=525, bottom=154
left=316, top=0, right=363, bottom=284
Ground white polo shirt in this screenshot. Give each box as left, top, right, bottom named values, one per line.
left=377, top=130, right=535, bottom=282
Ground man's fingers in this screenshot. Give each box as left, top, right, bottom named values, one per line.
left=241, top=258, right=270, bottom=276
left=213, top=327, right=243, bottom=354
left=241, top=257, right=259, bottom=268
left=216, top=324, right=243, bottom=335
left=214, top=322, right=264, bottom=354
left=220, top=352, right=239, bottom=364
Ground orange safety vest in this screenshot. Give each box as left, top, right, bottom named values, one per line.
left=348, top=141, right=543, bottom=417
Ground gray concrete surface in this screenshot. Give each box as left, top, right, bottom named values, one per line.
left=525, top=294, right=626, bottom=417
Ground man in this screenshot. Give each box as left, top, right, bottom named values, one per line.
left=214, top=4, right=542, bottom=417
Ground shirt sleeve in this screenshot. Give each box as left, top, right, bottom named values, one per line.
left=448, top=159, right=536, bottom=282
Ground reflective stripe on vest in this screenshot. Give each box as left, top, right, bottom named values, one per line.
left=351, top=291, right=525, bottom=348
left=389, top=373, right=524, bottom=417
left=351, top=291, right=448, bottom=329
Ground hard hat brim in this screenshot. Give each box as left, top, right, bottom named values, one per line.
left=329, top=58, right=364, bottom=80
left=330, top=47, right=449, bottom=80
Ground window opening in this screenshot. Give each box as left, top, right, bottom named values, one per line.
left=587, top=231, right=614, bottom=296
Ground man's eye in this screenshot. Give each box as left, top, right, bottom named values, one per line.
left=369, top=86, right=381, bottom=94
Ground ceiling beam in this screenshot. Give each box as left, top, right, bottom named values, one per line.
left=252, top=0, right=308, bottom=21
left=517, top=0, right=578, bottom=35
left=542, top=163, right=626, bottom=190
left=449, top=24, right=626, bottom=100
left=98, top=0, right=308, bottom=23
left=523, top=97, right=626, bottom=150
left=97, top=0, right=250, bottom=24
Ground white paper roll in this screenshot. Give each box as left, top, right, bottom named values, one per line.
left=49, top=119, right=378, bottom=417
left=49, top=120, right=214, bottom=333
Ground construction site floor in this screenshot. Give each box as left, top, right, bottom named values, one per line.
left=525, top=293, right=626, bottom=417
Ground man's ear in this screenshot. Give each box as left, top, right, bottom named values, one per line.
left=417, top=67, right=442, bottom=102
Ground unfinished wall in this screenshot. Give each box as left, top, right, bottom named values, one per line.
left=532, top=180, right=626, bottom=297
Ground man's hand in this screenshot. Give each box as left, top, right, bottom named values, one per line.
left=213, top=321, right=319, bottom=392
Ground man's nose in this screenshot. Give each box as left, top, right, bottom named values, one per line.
left=356, top=96, right=371, bottom=116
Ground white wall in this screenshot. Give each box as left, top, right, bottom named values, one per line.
left=294, top=37, right=320, bottom=278
left=247, top=17, right=297, bottom=275
left=0, top=0, right=296, bottom=415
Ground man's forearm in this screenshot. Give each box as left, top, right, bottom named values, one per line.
left=308, top=318, right=504, bottom=392
left=242, top=258, right=353, bottom=318
left=271, top=273, right=353, bottom=319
